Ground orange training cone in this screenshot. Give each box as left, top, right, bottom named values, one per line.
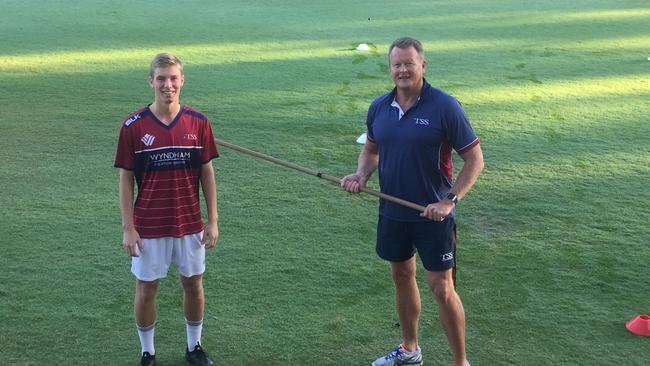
left=626, top=314, right=650, bottom=337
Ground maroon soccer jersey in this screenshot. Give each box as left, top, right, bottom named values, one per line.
left=115, top=105, right=219, bottom=238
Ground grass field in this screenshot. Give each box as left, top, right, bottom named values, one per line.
left=1, top=0, right=649, bottom=365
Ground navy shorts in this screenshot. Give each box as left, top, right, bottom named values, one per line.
left=376, top=215, right=457, bottom=271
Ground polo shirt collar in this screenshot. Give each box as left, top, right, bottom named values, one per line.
left=390, top=78, right=431, bottom=120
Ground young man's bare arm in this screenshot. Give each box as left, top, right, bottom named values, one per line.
left=119, top=168, right=142, bottom=256
left=200, top=161, right=218, bottom=249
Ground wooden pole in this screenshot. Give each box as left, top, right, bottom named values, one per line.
left=215, top=138, right=426, bottom=212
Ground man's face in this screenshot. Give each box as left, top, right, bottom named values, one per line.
left=149, top=65, right=184, bottom=105
left=389, top=46, right=426, bottom=90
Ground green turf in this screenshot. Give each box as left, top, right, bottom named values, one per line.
left=1, top=0, right=649, bottom=364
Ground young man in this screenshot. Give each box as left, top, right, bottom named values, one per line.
left=341, top=37, right=484, bottom=366
left=115, top=53, right=219, bottom=366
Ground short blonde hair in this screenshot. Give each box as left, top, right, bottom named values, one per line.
left=149, top=52, right=183, bottom=77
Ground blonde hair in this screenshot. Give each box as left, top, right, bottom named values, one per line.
left=149, top=52, right=183, bottom=77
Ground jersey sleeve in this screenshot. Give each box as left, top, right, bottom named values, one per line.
left=114, top=125, right=135, bottom=170
left=201, top=120, right=219, bottom=163
left=443, top=98, right=479, bottom=154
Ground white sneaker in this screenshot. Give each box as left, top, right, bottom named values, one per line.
left=371, top=344, right=423, bottom=366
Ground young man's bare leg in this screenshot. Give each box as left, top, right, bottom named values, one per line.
left=181, top=274, right=205, bottom=349
left=135, top=280, right=159, bottom=356
left=181, top=274, right=215, bottom=365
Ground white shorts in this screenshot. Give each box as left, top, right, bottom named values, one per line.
left=131, top=232, right=206, bottom=281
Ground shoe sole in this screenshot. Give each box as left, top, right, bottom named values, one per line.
left=371, top=361, right=423, bottom=366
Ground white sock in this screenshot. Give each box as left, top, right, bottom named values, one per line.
left=186, top=319, right=203, bottom=350
left=136, top=323, right=155, bottom=355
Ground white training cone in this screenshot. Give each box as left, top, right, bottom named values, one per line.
left=356, top=132, right=367, bottom=144
left=356, top=43, right=370, bottom=51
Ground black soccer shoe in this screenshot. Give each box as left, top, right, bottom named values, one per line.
left=140, top=351, right=156, bottom=366
left=186, top=343, right=216, bottom=366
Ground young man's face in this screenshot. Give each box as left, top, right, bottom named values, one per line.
left=389, top=46, right=426, bottom=91
left=149, top=65, right=184, bottom=105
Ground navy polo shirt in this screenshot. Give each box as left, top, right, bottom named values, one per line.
left=366, top=79, right=479, bottom=221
